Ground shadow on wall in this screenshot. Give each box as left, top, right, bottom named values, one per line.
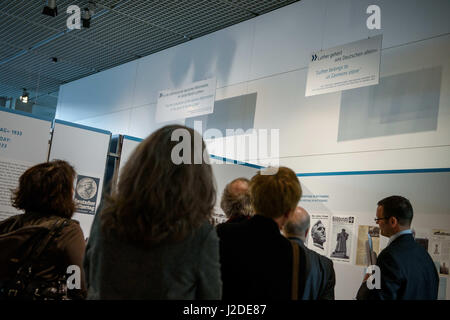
left=185, top=92, right=257, bottom=134
left=338, top=66, right=442, bottom=141
left=169, top=33, right=236, bottom=87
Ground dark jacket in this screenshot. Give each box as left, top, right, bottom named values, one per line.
left=217, top=215, right=295, bottom=299
left=84, top=211, right=222, bottom=299
left=356, top=234, right=439, bottom=300
left=288, top=237, right=335, bottom=300
left=0, top=213, right=87, bottom=299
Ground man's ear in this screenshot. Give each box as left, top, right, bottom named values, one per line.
left=389, top=216, right=398, bottom=227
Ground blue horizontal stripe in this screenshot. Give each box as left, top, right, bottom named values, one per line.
left=209, top=154, right=264, bottom=169
left=123, top=135, right=143, bottom=142
left=0, top=108, right=53, bottom=122
left=208, top=154, right=450, bottom=176
left=54, top=119, right=111, bottom=135
left=297, top=168, right=450, bottom=177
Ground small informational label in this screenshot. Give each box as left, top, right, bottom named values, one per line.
left=156, top=77, right=216, bottom=123
left=74, top=174, right=100, bottom=215
left=305, top=35, right=382, bottom=96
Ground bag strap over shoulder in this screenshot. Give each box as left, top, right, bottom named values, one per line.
left=18, top=218, right=70, bottom=273
left=290, top=239, right=300, bottom=300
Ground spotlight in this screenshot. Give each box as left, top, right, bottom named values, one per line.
left=42, top=0, right=58, bottom=17
left=20, top=88, right=29, bottom=104
left=81, top=8, right=92, bottom=28
left=82, top=2, right=96, bottom=28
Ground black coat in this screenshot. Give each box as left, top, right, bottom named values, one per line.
left=357, top=234, right=439, bottom=300
left=216, top=215, right=294, bottom=299
left=289, top=237, right=336, bottom=300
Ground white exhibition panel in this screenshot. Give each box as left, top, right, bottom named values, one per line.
left=49, top=119, right=111, bottom=239
left=0, top=109, right=52, bottom=221
left=118, top=135, right=143, bottom=174
left=298, top=169, right=450, bottom=300
left=75, top=109, right=132, bottom=137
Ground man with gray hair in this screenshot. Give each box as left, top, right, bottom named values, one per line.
left=219, top=177, right=253, bottom=224
left=283, top=206, right=336, bottom=300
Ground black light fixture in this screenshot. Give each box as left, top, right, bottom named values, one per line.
left=42, top=0, right=58, bottom=17
left=81, top=8, right=91, bottom=28
left=82, top=2, right=96, bottom=28
left=19, top=88, right=29, bottom=104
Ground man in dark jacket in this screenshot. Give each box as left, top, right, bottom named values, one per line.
left=217, top=167, right=302, bottom=299
left=283, top=206, right=336, bottom=300
left=356, top=195, right=439, bottom=300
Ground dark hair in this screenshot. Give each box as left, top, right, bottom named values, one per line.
left=220, top=178, right=252, bottom=219
left=377, top=195, right=413, bottom=226
left=249, top=167, right=302, bottom=219
left=11, top=160, right=76, bottom=218
left=100, top=125, right=216, bottom=247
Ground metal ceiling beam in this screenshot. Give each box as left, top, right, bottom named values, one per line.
left=0, top=39, right=99, bottom=74
left=218, top=0, right=259, bottom=17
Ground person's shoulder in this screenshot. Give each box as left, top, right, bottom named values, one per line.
left=216, top=217, right=249, bottom=235
left=318, top=252, right=333, bottom=266
left=306, top=245, right=332, bottom=266
left=191, top=221, right=219, bottom=244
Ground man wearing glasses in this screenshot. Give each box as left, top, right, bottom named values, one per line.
left=356, top=195, right=438, bottom=300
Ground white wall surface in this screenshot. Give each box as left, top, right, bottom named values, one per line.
left=49, top=121, right=111, bottom=238
left=56, top=0, right=450, bottom=299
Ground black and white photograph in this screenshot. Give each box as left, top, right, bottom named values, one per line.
left=74, top=174, right=100, bottom=215
left=307, top=213, right=330, bottom=256
left=330, top=216, right=355, bottom=263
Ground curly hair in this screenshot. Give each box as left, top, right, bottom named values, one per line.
left=100, top=125, right=216, bottom=248
left=220, top=178, right=252, bottom=219
left=11, top=160, right=76, bottom=218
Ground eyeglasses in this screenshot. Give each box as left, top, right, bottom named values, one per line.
left=374, top=217, right=389, bottom=222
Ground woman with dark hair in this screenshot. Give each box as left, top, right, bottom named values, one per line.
left=84, top=125, right=221, bottom=299
left=0, top=160, right=86, bottom=299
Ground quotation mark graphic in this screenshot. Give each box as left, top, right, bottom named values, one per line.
left=312, top=54, right=318, bottom=62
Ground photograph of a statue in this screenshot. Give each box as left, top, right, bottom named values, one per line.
left=311, top=220, right=326, bottom=250
left=331, top=228, right=349, bottom=259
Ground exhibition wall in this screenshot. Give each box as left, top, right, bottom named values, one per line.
left=53, top=0, right=450, bottom=299
left=298, top=168, right=450, bottom=299
left=0, top=109, right=52, bottom=220
left=49, top=120, right=111, bottom=238
left=55, top=0, right=450, bottom=173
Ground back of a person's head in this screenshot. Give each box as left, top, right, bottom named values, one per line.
left=284, top=206, right=310, bottom=237
left=249, top=167, right=302, bottom=219
left=12, top=159, right=76, bottom=218
left=220, top=178, right=252, bottom=219
left=377, top=195, right=413, bottom=227
left=101, top=125, right=216, bottom=247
